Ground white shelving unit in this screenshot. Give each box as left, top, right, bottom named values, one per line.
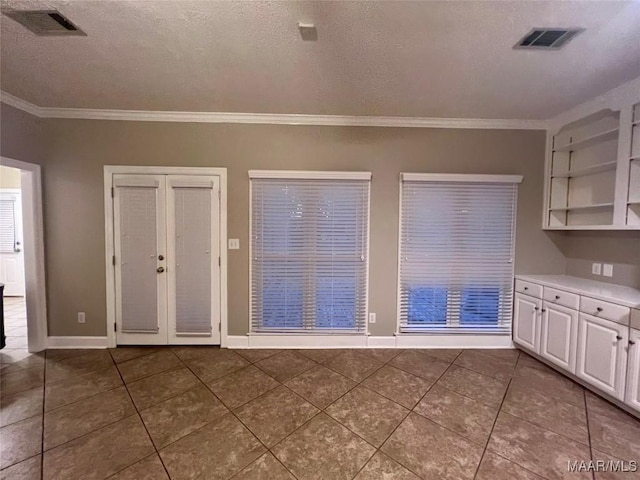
left=627, top=102, right=640, bottom=227
left=544, top=87, right=640, bottom=230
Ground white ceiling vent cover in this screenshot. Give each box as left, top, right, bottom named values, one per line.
left=2, top=10, right=85, bottom=36
left=514, top=28, right=583, bottom=50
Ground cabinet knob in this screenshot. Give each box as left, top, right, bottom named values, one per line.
left=555, top=295, right=560, bottom=300
left=616, top=335, right=623, bottom=341
left=541, top=308, right=546, bottom=312
left=534, top=307, right=539, bottom=311
left=630, top=340, right=636, bottom=346
left=524, top=287, right=529, bottom=291
left=596, top=307, right=603, bottom=312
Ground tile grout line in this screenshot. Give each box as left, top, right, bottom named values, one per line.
left=378, top=350, right=468, bottom=476
left=105, top=348, right=174, bottom=480
left=40, top=350, right=47, bottom=480
left=350, top=350, right=466, bottom=480
left=471, top=353, right=517, bottom=480
left=176, top=352, right=306, bottom=480
left=583, top=390, right=596, bottom=480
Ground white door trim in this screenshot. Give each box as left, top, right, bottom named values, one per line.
left=0, top=157, right=47, bottom=352
left=104, top=166, right=228, bottom=348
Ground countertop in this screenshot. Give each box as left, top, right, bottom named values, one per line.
left=515, top=274, right=640, bottom=309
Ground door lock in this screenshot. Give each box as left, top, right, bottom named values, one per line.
left=157, top=266, right=165, bottom=273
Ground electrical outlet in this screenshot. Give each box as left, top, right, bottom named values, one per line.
left=591, top=263, right=602, bottom=275
left=228, top=239, right=240, bottom=250
left=603, top=264, right=613, bottom=277
left=77, top=312, right=86, bottom=324
left=368, top=313, right=376, bottom=324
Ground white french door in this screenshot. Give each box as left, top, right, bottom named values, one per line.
left=113, top=174, right=221, bottom=345
left=0, top=191, right=26, bottom=296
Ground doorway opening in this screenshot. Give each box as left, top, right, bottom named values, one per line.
left=0, top=157, right=47, bottom=353
left=1, top=165, right=27, bottom=352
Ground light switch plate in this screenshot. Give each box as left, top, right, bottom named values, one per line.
left=228, top=239, right=240, bottom=250
left=603, top=264, right=613, bottom=277
left=591, top=263, right=602, bottom=275
left=368, top=313, right=376, bottom=324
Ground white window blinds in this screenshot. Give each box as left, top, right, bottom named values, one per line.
left=399, top=174, right=521, bottom=335
left=0, top=198, right=17, bottom=253
left=250, top=172, right=370, bottom=334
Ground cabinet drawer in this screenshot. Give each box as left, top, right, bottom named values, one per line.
left=515, top=280, right=543, bottom=298
left=543, top=287, right=579, bottom=310
left=631, top=309, right=640, bottom=330
left=580, top=296, right=630, bottom=326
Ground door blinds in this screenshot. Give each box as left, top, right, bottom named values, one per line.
left=250, top=173, right=370, bottom=334
left=399, top=174, right=520, bottom=334
left=0, top=198, right=16, bottom=253
left=117, top=183, right=161, bottom=333
left=171, top=180, right=214, bottom=335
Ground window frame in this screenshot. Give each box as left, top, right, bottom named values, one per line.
left=249, top=170, right=372, bottom=335
left=396, top=172, right=523, bottom=335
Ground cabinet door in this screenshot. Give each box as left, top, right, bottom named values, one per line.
left=540, top=303, right=578, bottom=373
left=513, top=293, right=541, bottom=353
left=626, top=329, right=640, bottom=412
left=576, top=313, right=628, bottom=400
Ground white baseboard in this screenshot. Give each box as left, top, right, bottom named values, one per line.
left=226, top=335, right=250, bottom=349
left=226, top=334, right=513, bottom=349
left=44, top=335, right=512, bottom=350
left=367, top=336, right=398, bottom=348
left=395, top=335, right=514, bottom=349
left=244, top=335, right=369, bottom=349
left=47, top=336, right=109, bottom=349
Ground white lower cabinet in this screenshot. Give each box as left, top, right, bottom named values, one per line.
left=626, top=329, right=640, bottom=410
left=540, top=302, right=578, bottom=373
left=513, top=293, right=541, bottom=353
left=576, top=313, right=628, bottom=401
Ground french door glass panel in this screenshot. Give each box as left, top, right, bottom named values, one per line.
left=114, top=175, right=168, bottom=344
left=114, top=174, right=220, bottom=345
left=167, top=176, right=220, bottom=344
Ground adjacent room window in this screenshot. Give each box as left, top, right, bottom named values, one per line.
left=398, top=173, right=522, bottom=334
left=250, top=171, right=371, bottom=334
left=0, top=197, right=17, bottom=253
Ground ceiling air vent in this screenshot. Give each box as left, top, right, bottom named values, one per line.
left=2, top=9, right=85, bottom=36
left=514, top=28, right=582, bottom=50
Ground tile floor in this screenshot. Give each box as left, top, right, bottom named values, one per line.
left=1, top=296, right=28, bottom=352
left=1, top=345, right=639, bottom=480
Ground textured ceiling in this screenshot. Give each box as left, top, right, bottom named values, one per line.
left=1, top=0, right=639, bottom=119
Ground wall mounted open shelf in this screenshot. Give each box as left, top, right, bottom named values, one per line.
left=544, top=98, right=640, bottom=230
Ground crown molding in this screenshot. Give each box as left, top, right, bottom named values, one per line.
left=1, top=91, right=42, bottom=117
left=1, top=90, right=548, bottom=130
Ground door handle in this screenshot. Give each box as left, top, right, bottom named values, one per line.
left=157, top=266, right=165, bottom=273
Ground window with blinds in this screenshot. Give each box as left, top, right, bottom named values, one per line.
left=398, top=173, right=521, bottom=335
left=250, top=171, right=371, bottom=334
left=0, top=198, right=17, bottom=253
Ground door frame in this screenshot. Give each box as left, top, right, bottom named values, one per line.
left=104, top=166, right=228, bottom=348
left=0, top=157, right=48, bottom=352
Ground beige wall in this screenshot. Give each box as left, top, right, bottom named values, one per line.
left=556, top=232, right=640, bottom=288
left=34, top=116, right=567, bottom=337
left=2, top=103, right=638, bottom=338
left=0, top=165, right=21, bottom=189
left=0, top=103, right=45, bottom=166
